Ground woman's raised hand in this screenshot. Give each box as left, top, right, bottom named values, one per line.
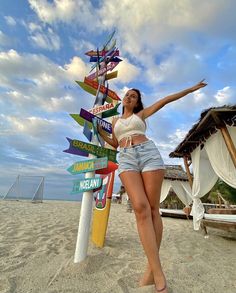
left=191, top=79, right=207, bottom=92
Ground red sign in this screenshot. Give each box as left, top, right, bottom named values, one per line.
left=84, top=77, right=120, bottom=101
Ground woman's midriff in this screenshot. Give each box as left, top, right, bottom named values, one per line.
left=119, top=134, right=148, bottom=148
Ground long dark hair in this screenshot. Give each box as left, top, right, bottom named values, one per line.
left=122, top=88, right=144, bottom=114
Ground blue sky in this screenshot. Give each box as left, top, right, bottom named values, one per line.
left=0, top=0, right=235, bottom=200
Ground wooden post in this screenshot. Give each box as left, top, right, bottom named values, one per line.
left=183, top=156, right=193, bottom=188
left=220, top=126, right=236, bottom=169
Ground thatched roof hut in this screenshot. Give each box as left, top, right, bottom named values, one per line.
left=168, top=105, right=236, bottom=230
left=170, top=106, right=236, bottom=159
left=164, top=165, right=188, bottom=181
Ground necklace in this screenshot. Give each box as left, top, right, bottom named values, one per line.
left=119, top=114, right=134, bottom=126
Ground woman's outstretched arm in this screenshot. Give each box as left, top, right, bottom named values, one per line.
left=142, top=79, right=207, bottom=119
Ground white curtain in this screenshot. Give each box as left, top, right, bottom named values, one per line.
left=160, top=179, right=192, bottom=205
left=160, top=179, right=172, bottom=203
left=171, top=180, right=192, bottom=206
left=205, top=126, right=236, bottom=188
left=191, top=146, right=218, bottom=230
left=181, top=181, right=192, bottom=200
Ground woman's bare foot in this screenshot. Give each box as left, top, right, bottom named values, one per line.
left=155, top=275, right=168, bottom=293
left=139, top=267, right=154, bottom=287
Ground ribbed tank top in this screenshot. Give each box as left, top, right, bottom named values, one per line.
left=114, top=114, right=146, bottom=142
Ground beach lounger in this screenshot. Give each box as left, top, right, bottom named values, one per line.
left=207, top=208, right=236, bottom=215
left=201, top=213, right=236, bottom=235
left=159, top=208, right=192, bottom=219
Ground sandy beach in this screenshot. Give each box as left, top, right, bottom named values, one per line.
left=0, top=200, right=235, bottom=293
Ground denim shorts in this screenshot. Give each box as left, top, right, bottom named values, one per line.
left=118, top=140, right=165, bottom=175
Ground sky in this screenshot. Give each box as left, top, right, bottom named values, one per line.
left=0, top=0, right=236, bottom=200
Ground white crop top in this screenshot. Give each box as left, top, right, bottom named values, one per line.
left=114, top=114, right=146, bottom=143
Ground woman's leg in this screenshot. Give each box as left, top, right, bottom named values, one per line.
left=139, top=170, right=166, bottom=288
left=119, top=171, right=167, bottom=292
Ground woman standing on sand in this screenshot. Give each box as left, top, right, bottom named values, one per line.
left=98, top=80, right=207, bottom=293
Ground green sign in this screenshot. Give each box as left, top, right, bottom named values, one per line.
left=71, top=177, right=102, bottom=193
left=72, top=139, right=118, bottom=163
left=67, top=157, right=108, bottom=175
left=70, top=114, right=92, bottom=129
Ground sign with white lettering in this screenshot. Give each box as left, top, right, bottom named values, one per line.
left=67, top=157, right=108, bottom=175
left=80, top=108, right=112, bottom=134
left=65, top=138, right=118, bottom=163
left=86, top=62, right=119, bottom=80
left=84, top=77, right=121, bottom=101
left=88, top=103, right=115, bottom=116
left=85, top=49, right=119, bottom=57
left=71, top=177, right=102, bottom=193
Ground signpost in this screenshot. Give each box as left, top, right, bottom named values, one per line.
left=65, top=31, right=121, bottom=263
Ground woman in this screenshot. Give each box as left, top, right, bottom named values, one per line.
left=98, top=80, right=207, bottom=293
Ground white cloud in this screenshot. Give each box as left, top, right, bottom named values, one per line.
left=0, top=30, right=11, bottom=46
left=64, top=56, right=90, bottom=80
left=0, top=50, right=92, bottom=114
left=214, top=86, right=233, bottom=105
left=28, top=0, right=97, bottom=29
left=4, top=16, right=17, bottom=26
left=28, top=22, right=43, bottom=32
left=6, top=115, right=62, bottom=138
left=193, top=91, right=207, bottom=103
left=115, top=58, right=140, bottom=84
left=69, top=38, right=95, bottom=54
left=29, top=27, right=61, bottom=51
left=168, top=128, right=188, bottom=145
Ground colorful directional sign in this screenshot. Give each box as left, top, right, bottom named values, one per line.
left=102, top=103, right=120, bottom=118
left=76, top=80, right=97, bottom=96
left=92, top=172, right=115, bottom=247
left=71, top=177, right=102, bottom=194
left=84, top=77, right=121, bottom=101
left=64, top=137, right=89, bottom=157
left=90, top=41, right=117, bottom=71
left=80, top=108, right=112, bottom=134
left=86, top=62, right=119, bottom=80
left=76, top=81, right=120, bottom=104
left=85, top=49, right=119, bottom=57
left=70, top=114, right=92, bottom=130
left=88, top=102, right=115, bottom=115
left=67, top=157, right=108, bottom=175
left=94, top=175, right=109, bottom=209
left=105, top=71, right=118, bottom=81
left=65, top=138, right=118, bottom=163
left=90, top=56, right=122, bottom=63
left=95, top=161, right=118, bottom=175
left=88, top=102, right=120, bottom=118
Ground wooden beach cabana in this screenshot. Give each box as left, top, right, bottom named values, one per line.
left=160, top=165, right=193, bottom=218
left=160, top=165, right=192, bottom=205
left=169, top=106, right=236, bottom=231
